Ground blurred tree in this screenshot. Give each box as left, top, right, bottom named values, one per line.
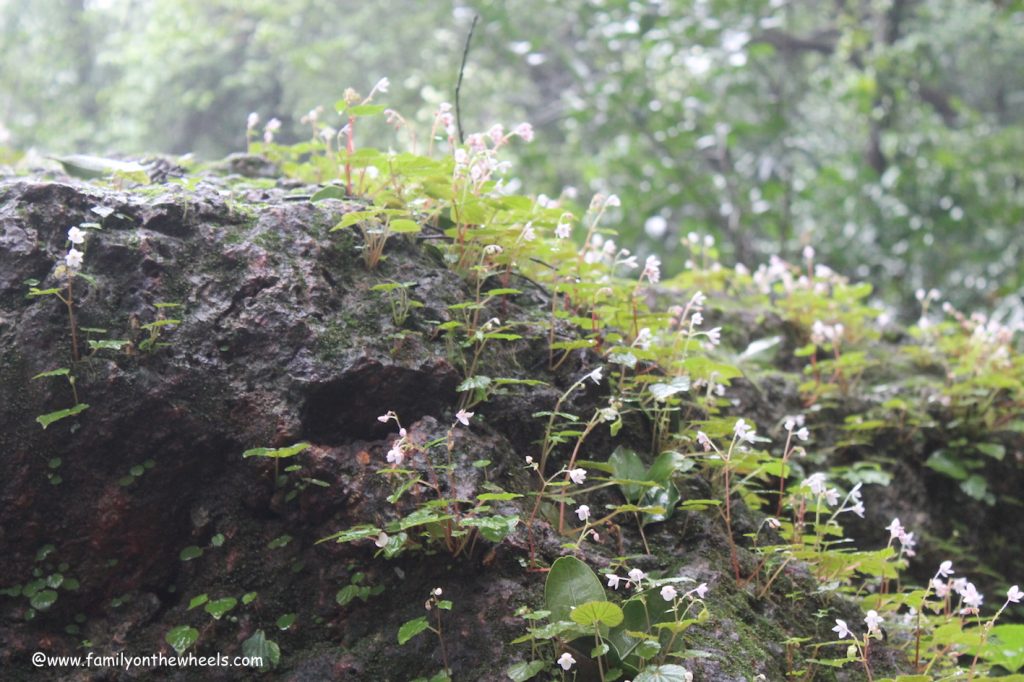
left=0, top=0, right=1021, bottom=316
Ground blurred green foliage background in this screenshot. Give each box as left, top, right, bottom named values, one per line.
left=2, top=0, right=1022, bottom=318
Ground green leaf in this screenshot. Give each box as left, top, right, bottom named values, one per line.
left=204, top=597, right=237, bottom=619
left=310, top=185, right=347, bottom=202
left=241, top=630, right=280, bottom=670
left=609, top=446, right=647, bottom=503
left=179, top=546, right=204, bottom=561
left=188, top=594, right=209, bottom=610
left=241, top=592, right=258, bottom=605
left=243, top=442, right=310, bottom=459
left=460, top=514, right=519, bottom=542
left=32, top=368, right=70, bottom=380
left=88, top=339, right=131, bottom=351
left=36, top=403, right=89, bottom=429
left=544, top=556, right=606, bottom=623
left=649, top=376, right=691, bottom=402
left=346, top=104, right=386, bottom=116
left=476, top=492, right=523, bottom=501
left=570, top=600, right=624, bottom=628
left=276, top=613, right=297, bottom=630
left=389, top=218, right=421, bottom=234
left=165, top=625, right=199, bottom=655
left=924, top=450, right=968, bottom=480
left=30, top=589, right=58, bottom=610
left=976, top=443, right=1006, bottom=461
left=317, top=525, right=381, bottom=545
left=397, top=616, right=430, bottom=645
left=267, top=535, right=292, bottom=549
left=506, top=660, right=546, bottom=681
left=634, top=664, right=695, bottom=682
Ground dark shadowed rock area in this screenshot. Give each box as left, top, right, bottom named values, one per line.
left=1, top=172, right=1019, bottom=681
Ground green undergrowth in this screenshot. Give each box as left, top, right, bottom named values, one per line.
left=10, top=82, right=1023, bottom=680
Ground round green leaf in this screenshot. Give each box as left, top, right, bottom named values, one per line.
left=165, top=625, right=199, bottom=655
left=570, top=600, right=624, bottom=628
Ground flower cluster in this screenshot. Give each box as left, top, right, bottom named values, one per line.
left=65, top=226, right=86, bottom=270
left=884, top=517, right=916, bottom=556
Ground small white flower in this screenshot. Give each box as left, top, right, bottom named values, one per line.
left=568, top=468, right=587, bottom=485
left=833, top=619, right=851, bottom=639
left=803, top=473, right=827, bottom=496
left=691, top=311, right=703, bottom=327
left=660, top=585, right=678, bottom=601
left=246, top=112, right=259, bottom=130
left=575, top=505, right=591, bottom=522
left=604, top=194, right=621, bottom=208
left=433, top=587, right=443, bottom=596
left=932, top=579, right=950, bottom=599
left=627, top=568, right=646, bottom=584
left=795, top=427, right=810, bottom=441
left=373, top=76, right=390, bottom=93
left=67, top=226, right=86, bottom=244
left=606, top=574, right=622, bottom=589
left=374, top=532, right=389, bottom=548
left=803, top=245, right=815, bottom=260
left=937, top=561, right=954, bottom=578
left=386, top=443, right=404, bottom=466
left=1007, top=585, right=1023, bottom=603
left=733, top=418, right=756, bottom=444
left=555, top=212, right=574, bottom=239
left=696, top=431, right=713, bottom=452
left=455, top=409, right=474, bottom=426
left=706, top=327, right=722, bottom=346
left=525, top=455, right=534, bottom=465
left=691, top=582, right=708, bottom=599
left=557, top=652, right=576, bottom=671
left=864, top=610, right=883, bottom=634
left=65, top=248, right=84, bottom=270
left=824, top=488, right=840, bottom=507
left=849, top=501, right=866, bottom=518
left=961, top=582, right=984, bottom=609
left=587, top=367, right=603, bottom=384
left=766, top=517, right=781, bottom=529
left=377, top=413, right=393, bottom=423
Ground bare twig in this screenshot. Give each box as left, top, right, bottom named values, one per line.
left=455, top=14, right=479, bottom=145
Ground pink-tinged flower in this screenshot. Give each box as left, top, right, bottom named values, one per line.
left=67, top=226, right=86, bottom=245
left=696, top=431, right=713, bottom=452
left=487, top=123, right=505, bottom=144
left=568, top=468, right=587, bottom=485
left=803, top=245, right=815, bottom=260
left=377, top=413, right=392, bottom=423
left=937, top=561, right=954, bottom=578
left=691, top=582, right=709, bottom=599
left=690, top=290, right=707, bottom=307
left=604, top=194, right=621, bottom=208
left=555, top=212, right=573, bottom=239
left=849, top=501, right=866, bottom=518
left=575, top=505, right=590, bottom=522
left=374, top=532, right=389, bottom=548
left=455, top=409, right=474, bottom=426
left=1007, top=585, right=1022, bottom=603
left=803, top=473, right=827, bottom=496
left=885, top=518, right=905, bottom=541
left=660, top=585, right=678, bottom=601
left=247, top=112, right=259, bottom=130
left=766, top=517, right=781, bottom=529
left=864, top=610, right=883, bottom=634
left=263, top=118, right=281, bottom=143
left=65, top=248, right=84, bottom=270
left=824, top=488, right=840, bottom=507
left=706, top=327, right=722, bottom=346
left=372, top=76, right=390, bottom=94
left=832, top=619, right=851, bottom=639
left=513, top=122, right=534, bottom=142
left=691, top=312, right=704, bottom=327
left=932, top=579, right=950, bottom=599
left=557, top=652, right=575, bottom=671
left=643, top=255, right=662, bottom=284
left=627, top=568, right=646, bottom=584
left=606, top=574, right=622, bottom=590
left=795, top=427, right=810, bottom=441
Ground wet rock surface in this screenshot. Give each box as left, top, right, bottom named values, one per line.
left=0, top=173, right=1017, bottom=681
